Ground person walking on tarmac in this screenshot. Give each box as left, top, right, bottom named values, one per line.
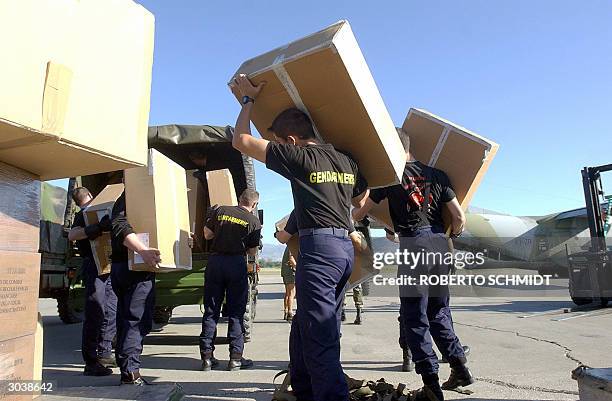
left=68, top=187, right=117, bottom=376
left=110, top=191, right=161, bottom=385
left=352, top=130, right=473, bottom=401
left=231, top=75, right=369, bottom=401
left=275, top=211, right=299, bottom=322
left=199, top=189, right=262, bottom=372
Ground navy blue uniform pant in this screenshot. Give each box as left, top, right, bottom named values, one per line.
left=199, top=254, right=248, bottom=356
left=289, top=230, right=353, bottom=401
left=110, top=261, right=155, bottom=374
left=398, top=226, right=465, bottom=376
left=82, top=257, right=117, bottom=365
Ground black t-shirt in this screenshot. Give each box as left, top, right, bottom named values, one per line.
left=370, top=161, right=456, bottom=234
left=266, top=142, right=368, bottom=231
left=206, top=205, right=261, bottom=255
left=72, top=210, right=93, bottom=258
left=284, top=211, right=298, bottom=236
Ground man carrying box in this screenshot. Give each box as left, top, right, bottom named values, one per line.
left=68, top=187, right=117, bottom=377
left=110, top=191, right=161, bottom=385
left=199, top=189, right=261, bottom=371
left=231, top=75, right=369, bottom=401
left=352, top=131, right=473, bottom=401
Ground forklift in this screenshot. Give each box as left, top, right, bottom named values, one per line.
left=567, top=163, right=612, bottom=306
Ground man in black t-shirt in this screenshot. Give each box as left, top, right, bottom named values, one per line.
left=68, top=187, right=117, bottom=377
left=231, top=75, right=368, bottom=401
left=110, top=191, right=161, bottom=385
left=353, top=130, right=473, bottom=401
left=199, top=189, right=261, bottom=372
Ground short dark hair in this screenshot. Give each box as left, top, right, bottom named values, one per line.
left=239, top=189, right=260, bottom=205
left=268, top=108, right=316, bottom=140
left=72, top=187, right=92, bottom=206
left=397, top=128, right=410, bottom=152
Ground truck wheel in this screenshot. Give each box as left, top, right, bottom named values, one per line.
left=153, top=306, right=173, bottom=325
left=57, top=289, right=83, bottom=324
left=243, top=284, right=255, bottom=343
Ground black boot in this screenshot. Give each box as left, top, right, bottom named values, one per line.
left=415, top=374, right=443, bottom=401
left=228, top=353, right=254, bottom=371
left=442, top=364, right=474, bottom=390
left=97, top=356, right=117, bottom=368
left=354, top=307, right=363, bottom=325
left=401, top=348, right=415, bottom=372
left=201, top=352, right=220, bottom=372
left=120, top=371, right=148, bottom=386
left=83, top=362, right=113, bottom=376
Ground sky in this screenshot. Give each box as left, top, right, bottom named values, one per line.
left=48, top=0, right=612, bottom=243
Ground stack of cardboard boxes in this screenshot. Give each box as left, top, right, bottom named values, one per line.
left=0, top=0, right=155, bottom=399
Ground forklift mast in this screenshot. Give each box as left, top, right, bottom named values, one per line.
left=581, top=163, right=612, bottom=253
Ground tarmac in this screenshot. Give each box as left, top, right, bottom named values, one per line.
left=39, top=270, right=612, bottom=401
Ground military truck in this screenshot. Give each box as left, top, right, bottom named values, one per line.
left=39, top=125, right=262, bottom=341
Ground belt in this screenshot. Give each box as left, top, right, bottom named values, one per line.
left=298, top=227, right=349, bottom=238
left=399, top=225, right=445, bottom=237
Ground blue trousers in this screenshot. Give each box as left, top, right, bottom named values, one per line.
left=289, top=231, right=353, bottom=401
left=110, top=261, right=155, bottom=374
left=81, top=257, right=117, bottom=365
left=398, top=227, right=465, bottom=376
left=199, top=254, right=248, bottom=356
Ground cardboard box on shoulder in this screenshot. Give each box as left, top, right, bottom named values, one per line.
left=0, top=252, right=41, bottom=342
left=0, top=162, right=40, bottom=253
left=125, top=149, right=192, bottom=272
left=230, top=20, right=406, bottom=187
left=206, top=169, right=237, bottom=207
left=186, top=170, right=207, bottom=252
left=274, top=214, right=376, bottom=289
left=0, top=0, right=155, bottom=180
left=369, top=109, right=499, bottom=231
left=83, top=184, right=125, bottom=275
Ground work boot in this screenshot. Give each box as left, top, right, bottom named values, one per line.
left=402, top=348, right=415, bottom=372
left=354, top=307, right=363, bottom=325
left=442, top=364, right=475, bottom=390
left=83, top=362, right=113, bottom=376
left=411, top=385, right=443, bottom=401
left=97, top=356, right=117, bottom=368
left=228, top=353, right=254, bottom=371
left=201, top=354, right=220, bottom=372
left=120, top=371, right=148, bottom=386
left=440, top=345, right=471, bottom=363
left=418, top=374, right=444, bottom=401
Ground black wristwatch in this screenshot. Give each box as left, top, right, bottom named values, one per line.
left=242, top=95, right=254, bottom=105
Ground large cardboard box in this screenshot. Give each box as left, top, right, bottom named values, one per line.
left=369, top=109, right=499, bottom=231
left=274, top=214, right=375, bottom=289
left=348, top=231, right=377, bottom=290
left=125, top=149, right=192, bottom=272
left=230, top=20, right=405, bottom=187
left=83, top=184, right=125, bottom=275
left=0, top=0, right=155, bottom=180
left=207, top=169, right=237, bottom=207
left=0, top=334, right=36, bottom=401
left=0, top=162, right=40, bottom=253
left=0, top=252, right=41, bottom=342
left=186, top=170, right=207, bottom=252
